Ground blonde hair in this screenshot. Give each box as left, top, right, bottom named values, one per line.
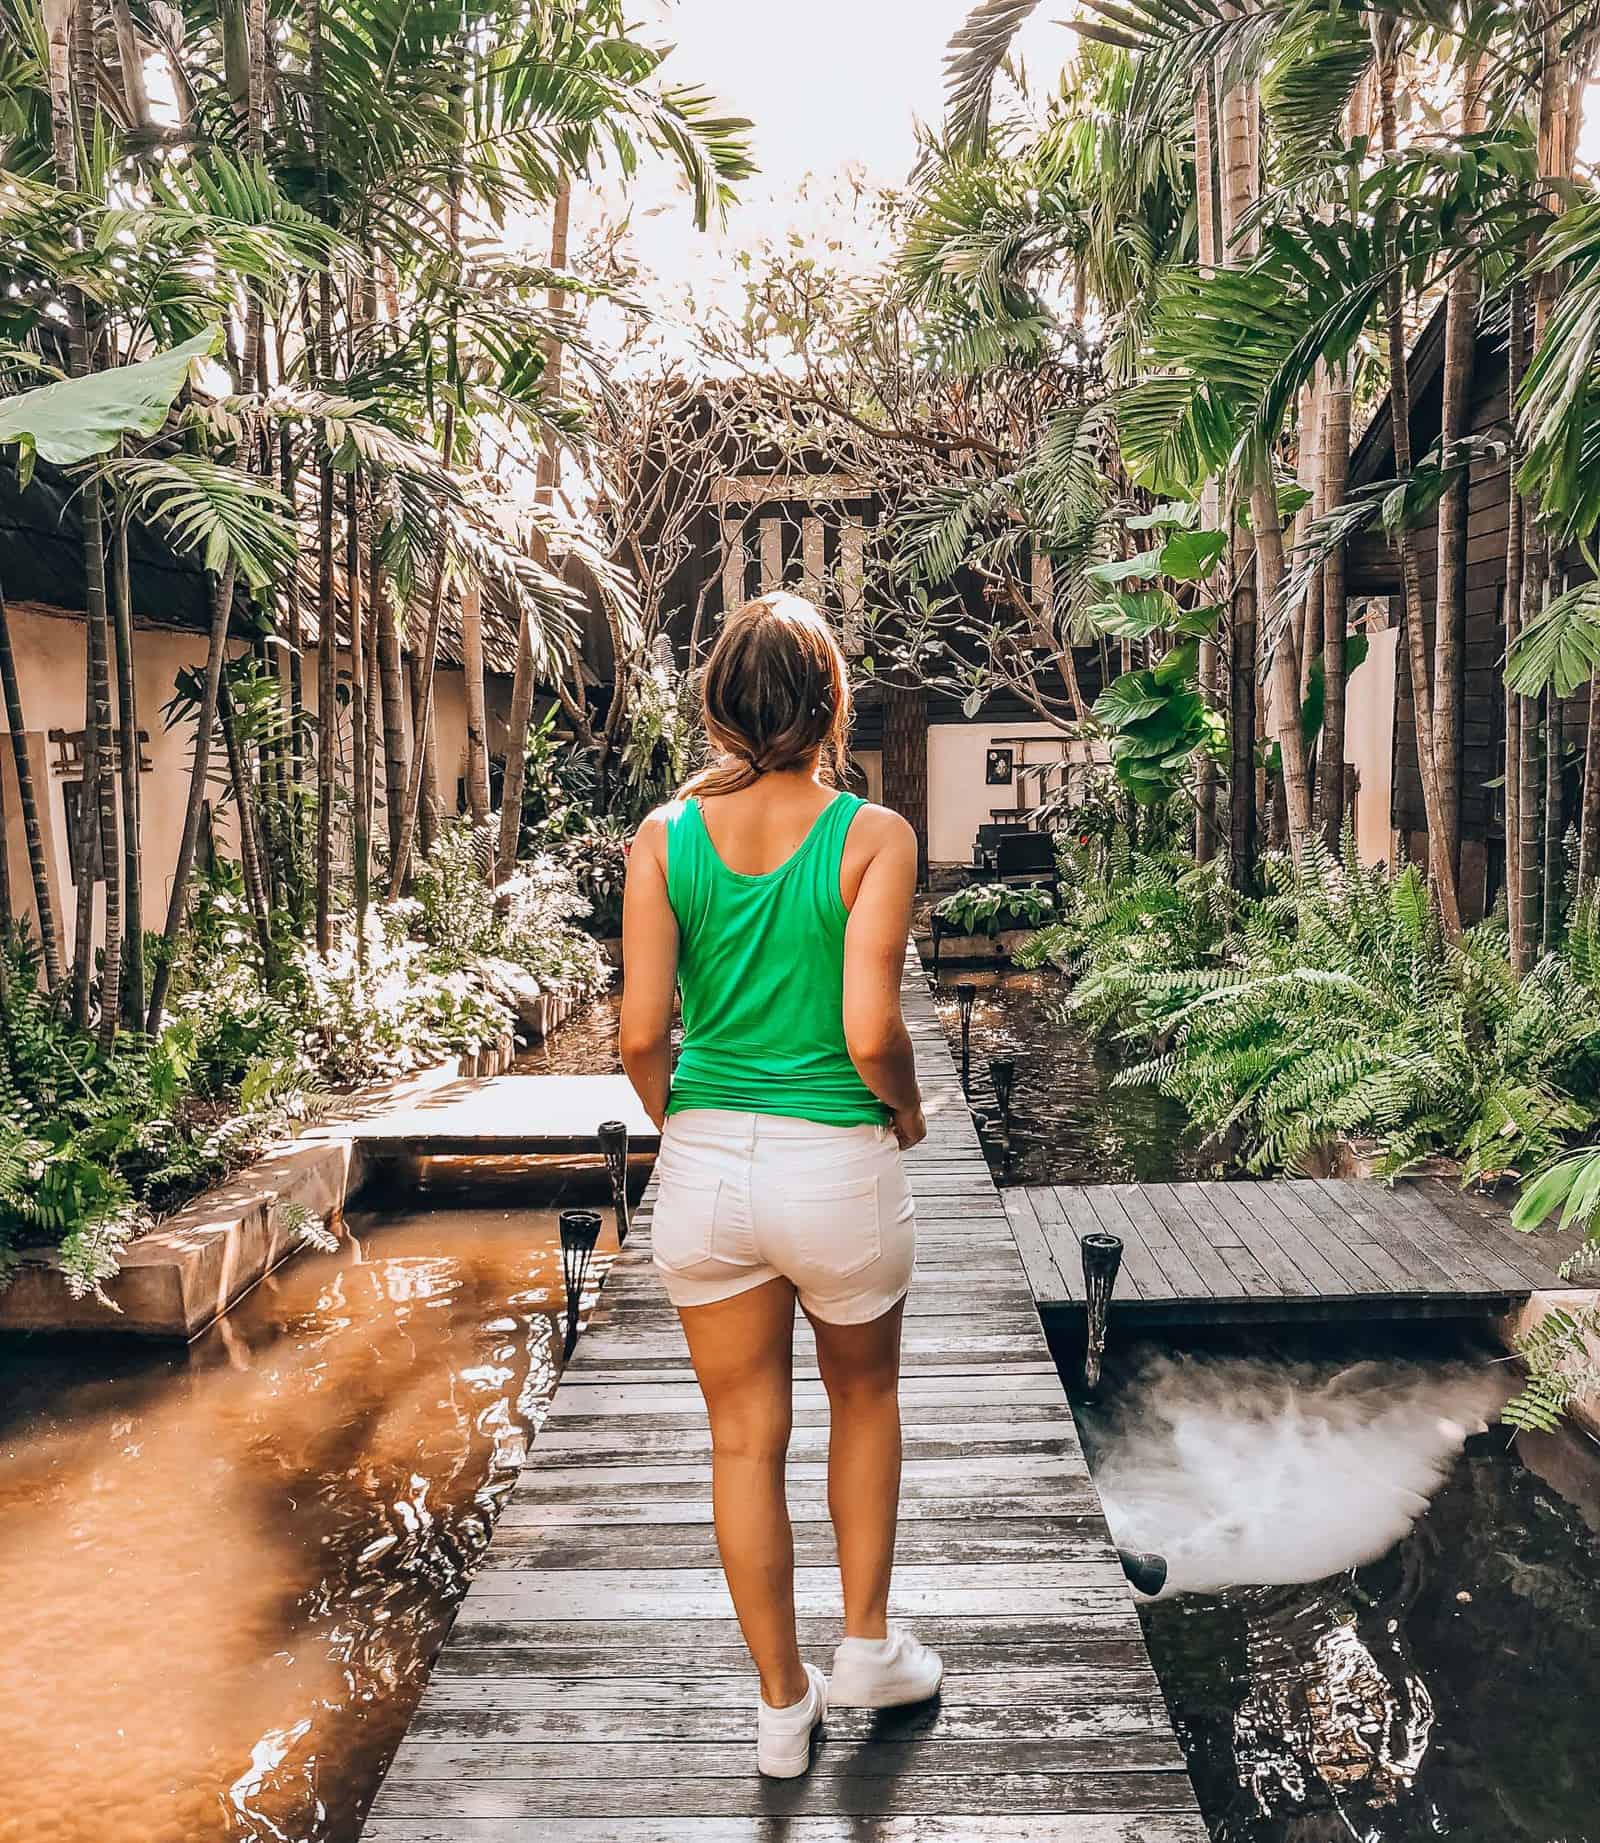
left=681, top=592, right=852, bottom=799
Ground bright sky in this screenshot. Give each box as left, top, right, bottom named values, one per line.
left=576, top=1, right=1075, bottom=331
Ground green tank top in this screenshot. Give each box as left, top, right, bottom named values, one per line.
left=664, top=790, right=890, bottom=1127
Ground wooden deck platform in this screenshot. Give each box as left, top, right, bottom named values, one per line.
left=1007, top=1177, right=1583, bottom=1324
left=363, top=959, right=1205, bottom=1841
left=352, top=1072, right=659, bottom=1156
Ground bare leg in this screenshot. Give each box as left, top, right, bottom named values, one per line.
left=677, top=1276, right=806, bottom=1707
left=804, top=1297, right=906, bottom=1640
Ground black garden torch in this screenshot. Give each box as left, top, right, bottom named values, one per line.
left=598, top=1119, right=630, bottom=1246
left=956, top=983, right=976, bottom=1095
left=1079, top=1230, right=1124, bottom=1401
left=989, top=1056, right=1016, bottom=1130
left=559, top=1208, right=602, bottom=1362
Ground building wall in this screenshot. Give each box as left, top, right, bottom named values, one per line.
left=1385, top=353, right=1514, bottom=918
left=1346, top=624, right=1398, bottom=869
left=926, top=720, right=1105, bottom=868
left=1, top=600, right=482, bottom=958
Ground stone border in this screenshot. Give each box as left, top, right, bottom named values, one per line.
left=916, top=927, right=1035, bottom=966
left=0, top=1034, right=517, bottom=1342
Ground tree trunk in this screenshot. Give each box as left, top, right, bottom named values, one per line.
left=1249, top=476, right=1316, bottom=853
left=110, top=521, right=144, bottom=1029
left=147, top=564, right=236, bottom=1034
left=497, top=180, right=571, bottom=884
left=1318, top=358, right=1353, bottom=848
left=1371, top=14, right=1462, bottom=935
left=346, top=474, right=370, bottom=952
left=0, top=580, right=63, bottom=987
left=407, top=644, right=441, bottom=858
left=1543, top=683, right=1562, bottom=948
left=386, top=516, right=451, bottom=895
left=376, top=567, right=409, bottom=865
left=308, top=0, right=337, bottom=952
left=218, top=679, right=275, bottom=971
left=1193, top=61, right=1222, bottom=865
left=1431, top=55, right=1486, bottom=891
left=461, top=580, right=491, bottom=825
left=1504, top=281, right=1528, bottom=962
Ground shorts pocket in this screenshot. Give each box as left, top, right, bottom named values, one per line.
left=791, top=1173, right=882, bottom=1280
left=650, top=1175, right=727, bottom=1274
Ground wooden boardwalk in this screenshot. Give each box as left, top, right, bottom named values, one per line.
left=363, top=957, right=1205, bottom=1841
left=1008, top=1177, right=1583, bottom=1324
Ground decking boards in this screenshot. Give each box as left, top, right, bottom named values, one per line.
left=1013, top=1176, right=1583, bottom=1323
left=353, top=1072, right=658, bottom=1155
left=362, top=956, right=1205, bottom=1842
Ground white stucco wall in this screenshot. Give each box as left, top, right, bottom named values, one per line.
left=1, top=600, right=483, bottom=956
left=927, top=720, right=1100, bottom=867
left=1344, top=624, right=1398, bottom=869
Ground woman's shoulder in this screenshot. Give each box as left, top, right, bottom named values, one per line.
left=844, top=800, right=917, bottom=856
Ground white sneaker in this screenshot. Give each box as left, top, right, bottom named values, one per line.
left=756, top=1662, right=828, bottom=1778
left=827, top=1629, right=944, bottom=1708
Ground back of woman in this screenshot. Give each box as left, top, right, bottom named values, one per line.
left=620, top=593, right=941, bottom=1780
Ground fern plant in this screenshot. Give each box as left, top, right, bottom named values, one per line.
left=1060, top=832, right=1600, bottom=1180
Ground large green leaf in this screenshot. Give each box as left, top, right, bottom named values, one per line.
left=0, top=328, right=220, bottom=470
left=1158, top=527, right=1226, bottom=581
left=1505, top=580, right=1600, bottom=697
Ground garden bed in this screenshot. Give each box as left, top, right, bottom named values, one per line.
left=916, top=925, right=1036, bottom=966
left=0, top=1037, right=517, bottom=1340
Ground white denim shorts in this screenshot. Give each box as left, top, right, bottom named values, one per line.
left=650, top=1109, right=917, bottom=1323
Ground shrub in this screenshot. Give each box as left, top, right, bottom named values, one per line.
left=1073, top=836, right=1600, bottom=1180
left=933, top=881, right=1055, bottom=937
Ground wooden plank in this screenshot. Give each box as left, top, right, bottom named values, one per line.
left=1282, top=1180, right=1423, bottom=1293
left=1164, top=1183, right=1278, bottom=1297
left=1245, top=1181, right=1364, bottom=1295
left=368, top=1773, right=1204, bottom=1820
left=1138, top=1185, right=1258, bottom=1298
left=1200, top=1182, right=1317, bottom=1296
left=364, top=1812, right=1213, bottom=1840
left=1024, top=1185, right=1085, bottom=1299
left=1102, top=1185, right=1210, bottom=1296
left=1002, top=1188, right=1075, bottom=1304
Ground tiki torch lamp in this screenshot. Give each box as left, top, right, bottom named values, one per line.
left=1079, top=1230, right=1123, bottom=1401
left=559, top=1208, right=602, bottom=1362
left=989, top=1056, right=1016, bottom=1130
left=956, top=983, right=976, bottom=1094
left=597, top=1120, right=630, bottom=1246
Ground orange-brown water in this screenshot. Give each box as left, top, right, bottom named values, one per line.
left=0, top=1198, right=603, bottom=1843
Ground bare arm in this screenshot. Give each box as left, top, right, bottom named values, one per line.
left=842, top=812, right=925, bottom=1147
left=619, top=811, right=678, bottom=1130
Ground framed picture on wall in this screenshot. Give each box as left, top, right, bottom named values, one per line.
left=985, top=746, right=1014, bottom=786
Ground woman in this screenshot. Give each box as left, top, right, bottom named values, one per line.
left=620, top=591, right=942, bottom=1778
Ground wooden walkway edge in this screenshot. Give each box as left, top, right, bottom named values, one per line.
left=1010, top=1177, right=1583, bottom=1325
left=362, top=952, right=1206, bottom=1841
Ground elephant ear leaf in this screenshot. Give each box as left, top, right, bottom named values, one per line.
left=0, top=327, right=220, bottom=468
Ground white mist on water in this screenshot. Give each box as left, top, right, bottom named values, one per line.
left=1088, top=1352, right=1515, bottom=1597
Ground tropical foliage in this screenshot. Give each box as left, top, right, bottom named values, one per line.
left=0, top=0, right=746, bottom=1281
left=1026, top=832, right=1600, bottom=1184
left=933, top=881, right=1055, bottom=936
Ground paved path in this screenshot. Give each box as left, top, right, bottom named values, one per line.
left=362, top=954, right=1205, bottom=1841
left=1010, top=1177, right=1584, bottom=1324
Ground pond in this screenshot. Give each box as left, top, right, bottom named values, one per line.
left=930, top=966, right=1211, bottom=1186
left=0, top=1179, right=616, bottom=1843
left=1071, top=1331, right=1600, bottom=1843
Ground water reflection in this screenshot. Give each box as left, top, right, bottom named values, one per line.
left=0, top=1202, right=602, bottom=1843
left=930, top=967, right=1207, bottom=1185
left=1077, top=1338, right=1600, bottom=1843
